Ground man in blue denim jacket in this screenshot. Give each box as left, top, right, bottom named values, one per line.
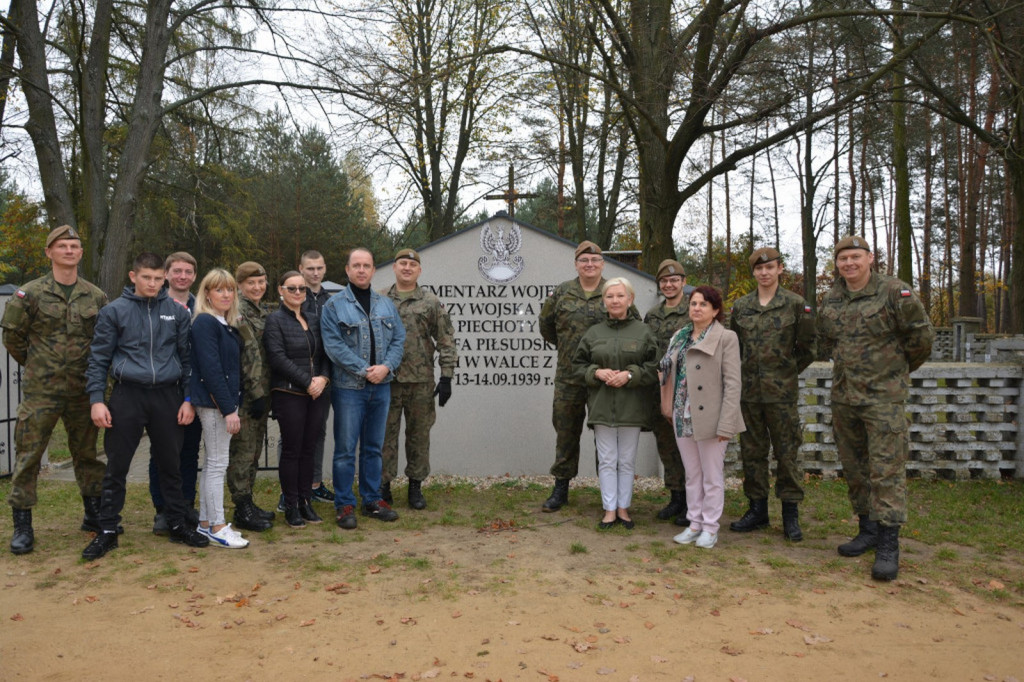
left=320, top=248, right=406, bottom=529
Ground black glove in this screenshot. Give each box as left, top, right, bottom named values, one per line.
left=247, top=396, right=268, bottom=420
left=434, top=377, right=452, bottom=407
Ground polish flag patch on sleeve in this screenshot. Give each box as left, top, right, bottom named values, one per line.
left=900, top=289, right=912, bottom=298
left=803, top=305, right=812, bottom=313
left=15, top=289, right=26, bottom=298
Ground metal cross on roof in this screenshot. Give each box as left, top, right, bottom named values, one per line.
left=485, top=164, right=539, bottom=218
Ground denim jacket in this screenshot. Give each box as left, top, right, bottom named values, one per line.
left=320, top=285, right=406, bottom=389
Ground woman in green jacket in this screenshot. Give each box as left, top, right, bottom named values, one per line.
left=573, top=278, right=659, bottom=530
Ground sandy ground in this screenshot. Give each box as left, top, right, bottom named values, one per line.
left=3, top=489, right=1023, bottom=682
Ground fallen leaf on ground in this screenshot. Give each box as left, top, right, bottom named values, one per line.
left=803, top=634, right=832, bottom=645
left=10, top=613, right=24, bottom=621
left=300, top=619, right=315, bottom=627
left=451, top=610, right=462, bottom=618
left=720, top=645, right=742, bottom=656
left=644, top=621, right=655, bottom=629
left=595, top=667, right=615, bottom=675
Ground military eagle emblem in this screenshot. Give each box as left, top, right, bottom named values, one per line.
left=478, top=219, right=525, bottom=283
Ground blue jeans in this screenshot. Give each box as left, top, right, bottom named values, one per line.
left=331, top=383, right=390, bottom=509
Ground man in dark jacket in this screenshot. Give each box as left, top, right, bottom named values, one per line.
left=81, top=253, right=210, bottom=559
left=299, top=249, right=334, bottom=504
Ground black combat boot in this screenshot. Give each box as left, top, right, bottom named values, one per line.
left=82, top=497, right=124, bottom=535
left=781, top=501, right=803, bottom=542
left=299, top=499, right=323, bottom=524
left=542, top=478, right=570, bottom=512
left=837, top=515, right=878, bottom=557
left=380, top=480, right=393, bottom=505
left=10, top=509, right=34, bottom=555
left=871, top=524, right=900, bottom=581
left=408, top=479, right=427, bottom=510
left=730, top=498, right=769, bottom=532
left=674, top=509, right=690, bottom=526
left=233, top=495, right=273, bottom=532
left=252, top=499, right=275, bottom=522
left=656, top=490, right=686, bottom=521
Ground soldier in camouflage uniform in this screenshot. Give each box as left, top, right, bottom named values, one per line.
left=643, top=259, right=690, bottom=524
left=228, top=262, right=275, bottom=532
left=728, top=247, right=816, bottom=541
left=538, top=241, right=607, bottom=512
left=381, top=248, right=458, bottom=509
left=819, top=235, right=933, bottom=581
left=1, top=225, right=108, bottom=554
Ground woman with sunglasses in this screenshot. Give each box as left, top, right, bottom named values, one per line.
left=263, top=271, right=331, bottom=527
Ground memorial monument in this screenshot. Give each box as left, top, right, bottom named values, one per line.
left=375, top=213, right=662, bottom=477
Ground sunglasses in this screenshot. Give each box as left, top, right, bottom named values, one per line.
left=282, top=285, right=308, bottom=293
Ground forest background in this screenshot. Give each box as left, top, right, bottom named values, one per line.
left=0, top=0, right=1021, bottom=334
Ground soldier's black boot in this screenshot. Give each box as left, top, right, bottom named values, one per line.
left=730, top=498, right=769, bottom=532
left=781, top=501, right=803, bottom=542
left=252, top=499, right=275, bottom=522
left=837, top=515, right=878, bottom=557
left=81, top=496, right=101, bottom=533
left=656, top=490, right=686, bottom=520
left=82, top=497, right=124, bottom=535
left=380, top=480, right=393, bottom=505
left=234, top=495, right=273, bottom=532
left=408, top=479, right=427, bottom=510
left=10, top=509, right=34, bottom=555
left=542, top=478, right=570, bottom=513
left=871, top=524, right=900, bottom=581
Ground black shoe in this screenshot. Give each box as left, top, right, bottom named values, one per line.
left=276, top=494, right=286, bottom=513
left=285, top=505, right=306, bottom=528
left=617, top=514, right=635, bottom=530
left=674, top=511, right=690, bottom=527
left=730, top=498, right=769, bottom=532
left=168, top=522, right=210, bottom=548
left=80, top=497, right=122, bottom=534
left=234, top=496, right=273, bottom=532
left=781, top=501, right=803, bottom=542
left=336, top=505, right=357, bottom=530
left=152, top=511, right=170, bottom=536
left=82, top=531, right=118, bottom=560
left=379, top=480, right=393, bottom=505
left=363, top=500, right=399, bottom=522
left=871, top=524, right=901, bottom=581
left=299, top=499, right=323, bottom=524
left=598, top=518, right=617, bottom=530
left=838, top=515, right=879, bottom=557
left=656, top=490, right=686, bottom=520
left=541, top=478, right=570, bottom=513
left=408, top=479, right=426, bottom=510
left=311, top=482, right=334, bottom=504
left=10, top=509, right=34, bottom=555
left=252, top=500, right=275, bottom=522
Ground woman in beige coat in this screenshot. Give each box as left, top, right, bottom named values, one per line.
left=660, top=286, right=744, bottom=549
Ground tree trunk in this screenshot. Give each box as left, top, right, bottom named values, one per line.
left=892, top=0, right=913, bottom=285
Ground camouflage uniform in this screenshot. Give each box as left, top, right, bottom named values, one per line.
left=539, top=277, right=607, bottom=479
left=818, top=272, right=933, bottom=525
left=643, top=300, right=690, bottom=491
left=382, top=284, right=457, bottom=482
left=1, top=273, right=108, bottom=509
left=730, top=287, right=816, bottom=502
left=228, top=296, right=271, bottom=503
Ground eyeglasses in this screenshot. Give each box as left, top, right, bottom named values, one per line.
left=576, top=257, right=604, bottom=265
left=660, top=276, right=684, bottom=284
left=282, top=285, right=308, bottom=293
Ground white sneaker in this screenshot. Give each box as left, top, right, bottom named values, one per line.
left=695, top=530, right=718, bottom=549
left=673, top=527, right=701, bottom=545
left=203, top=525, right=249, bottom=549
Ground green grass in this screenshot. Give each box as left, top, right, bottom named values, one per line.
left=569, top=542, right=588, bottom=554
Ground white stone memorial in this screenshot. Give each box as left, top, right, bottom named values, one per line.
left=373, top=213, right=663, bottom=478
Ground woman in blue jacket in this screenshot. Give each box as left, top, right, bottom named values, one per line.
left=191, top=268, right=248, bottom=549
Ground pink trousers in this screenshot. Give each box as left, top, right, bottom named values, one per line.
left=675, top=435, right=728, bottom=534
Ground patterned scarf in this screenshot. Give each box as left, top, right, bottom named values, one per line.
left=659, top=321, right=714, bottom=438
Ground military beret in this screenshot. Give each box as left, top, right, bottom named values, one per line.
left=394, top=248, right=420, bottom=263
left=656, top=259, right=686, bottom=281
left=574, top=240, right=602, bottom=259
left=235, top=261, right=267, bottom=283
left=834, top=235, right=871, bottom=260
left=749, top=247, right=781, bottom=269
left=46, top=225, right=80, bottom=248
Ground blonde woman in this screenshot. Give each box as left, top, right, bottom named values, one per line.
left=572, top=278, right=659, bottom=530
left=190, top=268, right=248, bottom=548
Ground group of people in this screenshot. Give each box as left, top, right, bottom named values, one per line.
left=2, top=230, right=456, bottom=560
left=540, top=237, right=932, bottom=580
left=4, top=225, right=932, bottom=581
